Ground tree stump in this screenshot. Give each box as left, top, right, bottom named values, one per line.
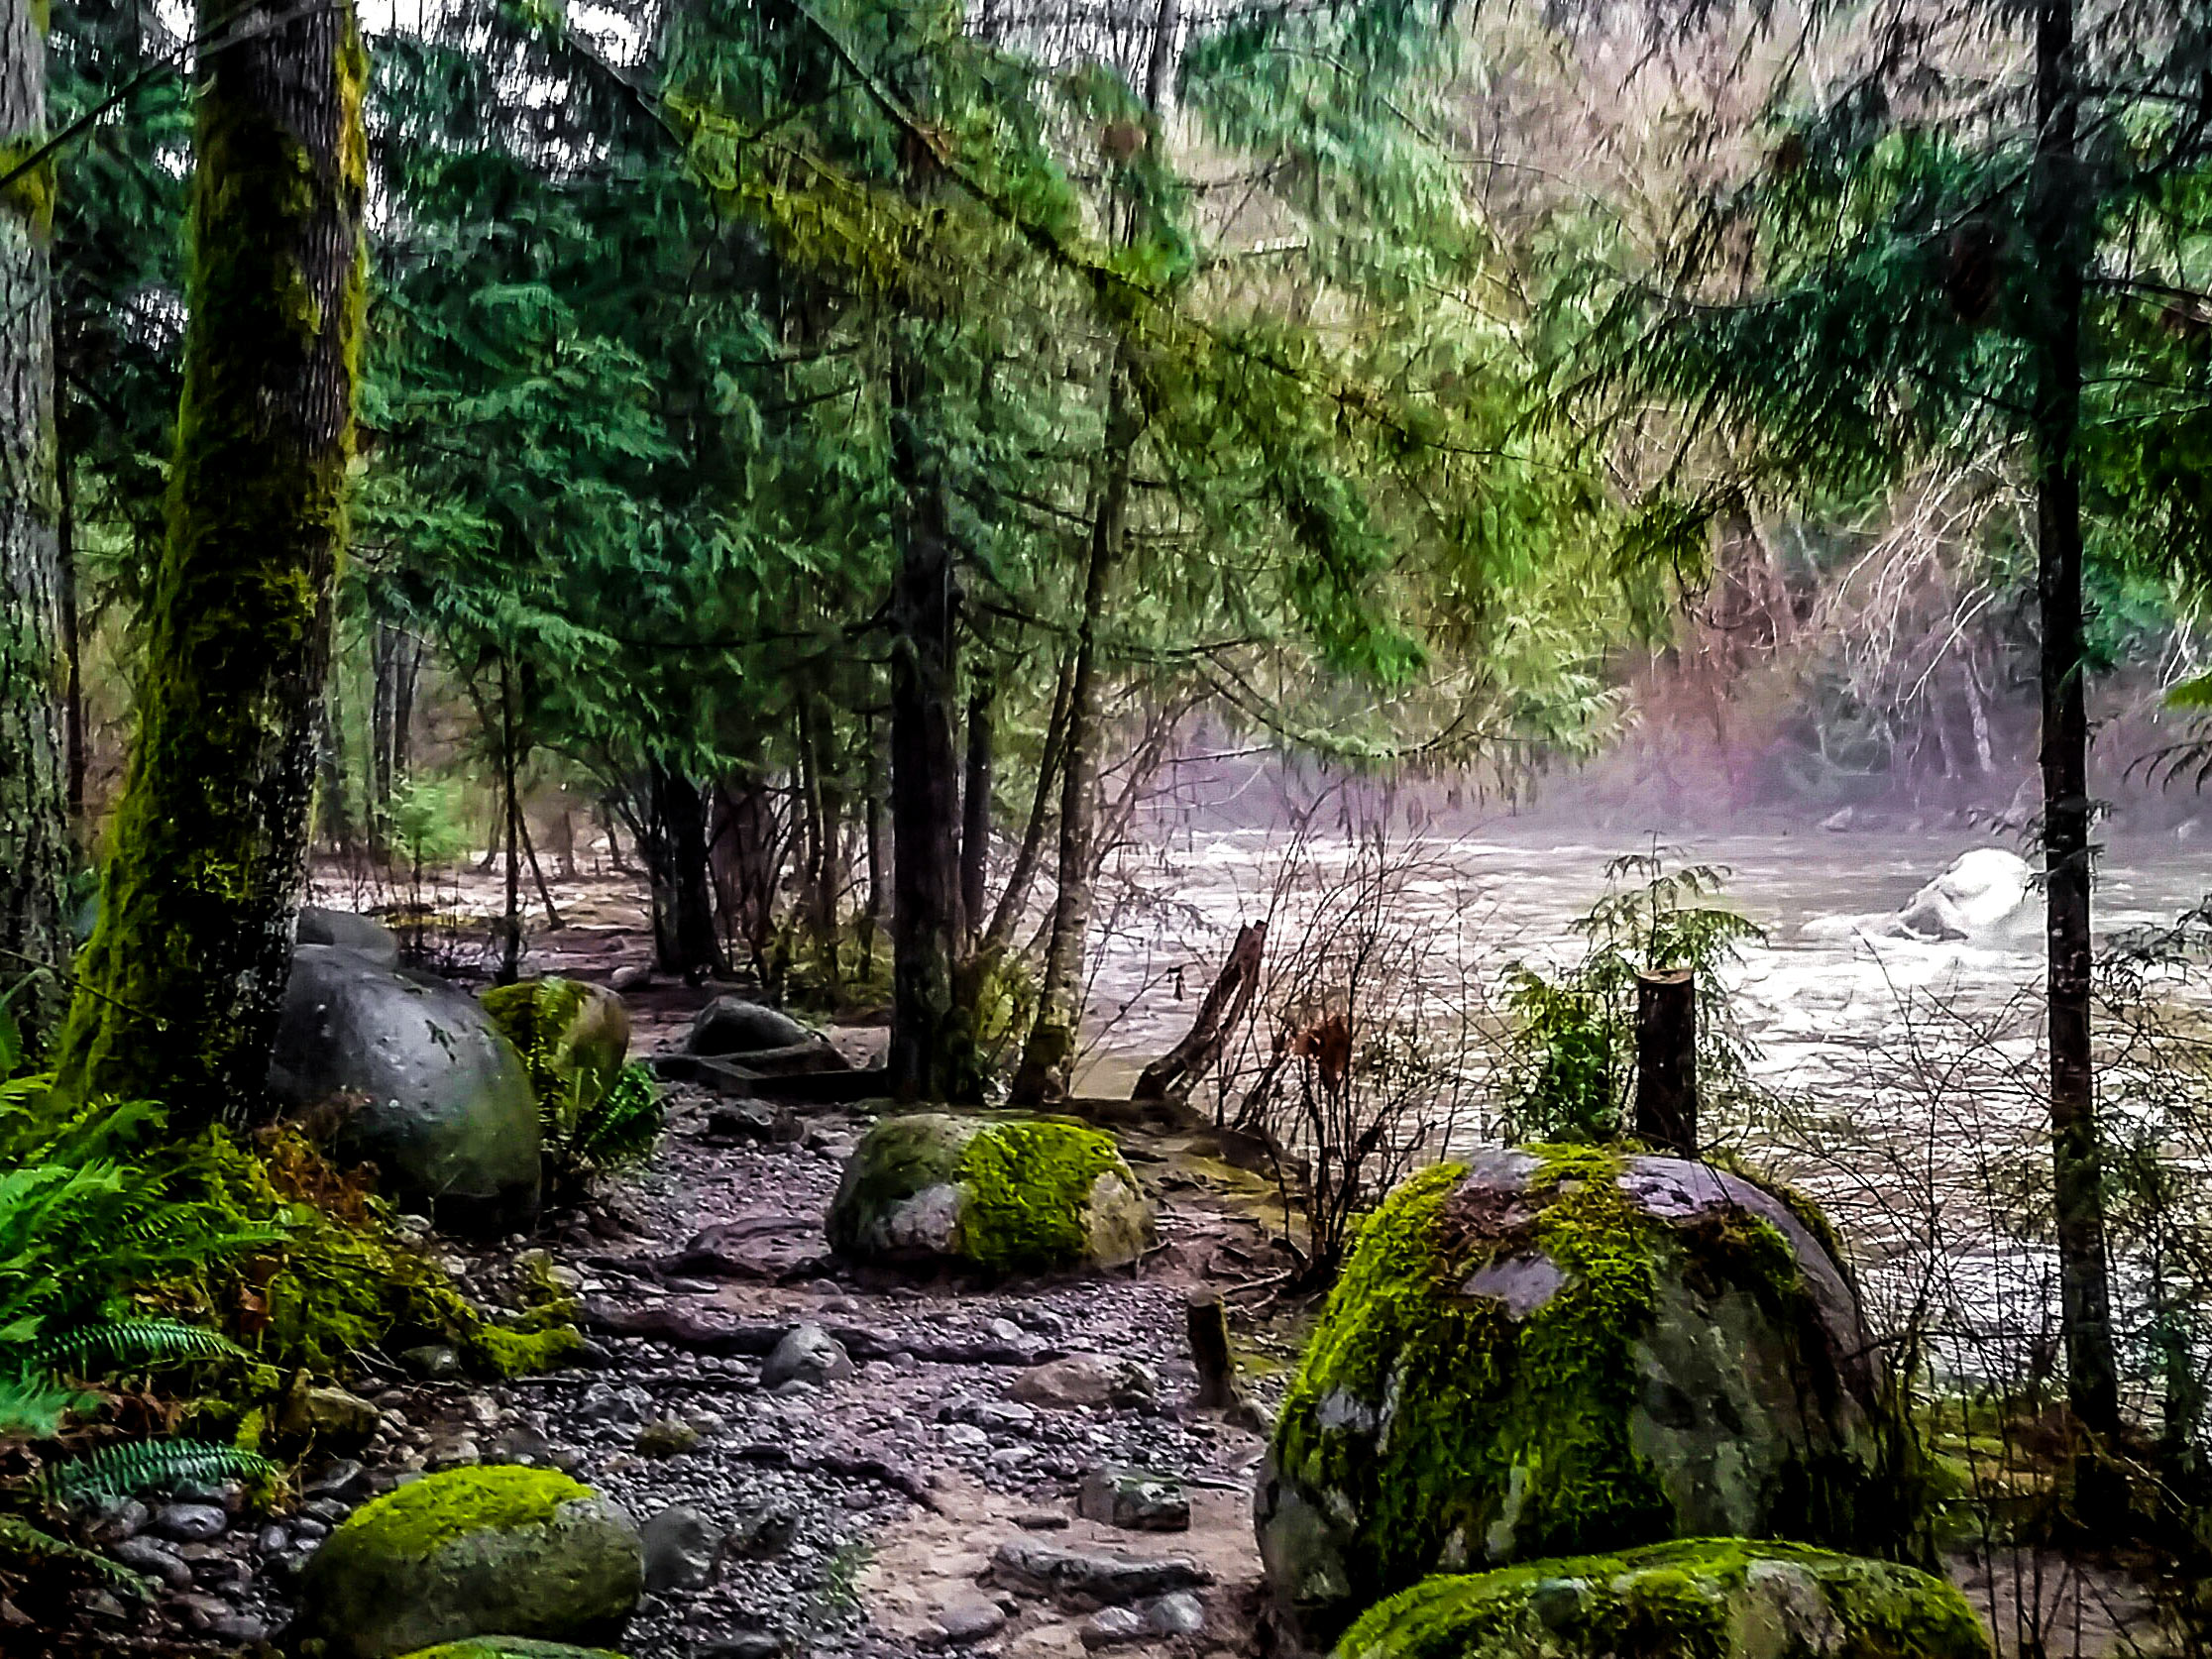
left=1634, top=968, right=1698, bottom=1158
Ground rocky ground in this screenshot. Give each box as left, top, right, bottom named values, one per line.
left=57, top=949, right=1305, bottom=1659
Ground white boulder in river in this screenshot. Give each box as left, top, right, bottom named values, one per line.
left=1895, top=847, right=2037, bottom=941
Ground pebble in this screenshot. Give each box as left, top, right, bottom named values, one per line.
left=304, top=1458, right=369, bottom=1500
left=986, top=1317, right=1024, bottom=1344
left=152, top=1503, right=227, bottom=1543
left=256, top=1523, right=289, bottom=1555
left=1150, top=1590, right=1206, bottom=1634
left=1080, top=1605, right=1149, bottom=1649
left=111, top=1538, right=191, bottom=1589
left=935, top=1595, right=1009, bottom=1642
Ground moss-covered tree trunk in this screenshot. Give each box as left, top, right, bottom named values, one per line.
left=0, top=0, right=67, bottom=1052
left=54, top=0, right=367, bottom=1121
left=2027, top=0, right=2122, bottom=1525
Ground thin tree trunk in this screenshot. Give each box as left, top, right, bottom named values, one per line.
left=959, top=672, right=994, bottom=945
left=54, top=345, right=83, bottom=833
left=2029, top=0, right=2121, bottom=1525
left=1012, top=368, right=1139, bottom=1104
left=982, top=648, right=1073, bottom=955
left=0, top=0, right=67, bottom=1051
left=55, top=0, right=367, bottom=1122
left=498, top=661, right=521, bottom=985
left=861, top=720, right=886, bottom=976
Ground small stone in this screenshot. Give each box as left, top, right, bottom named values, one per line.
left=208, top=1612, right=274, bottom=1644
left=635, top=1417, right=703, bottom=1458
left=82, top=1591, right=129, bottom=1621
left=986, top=1317, right=1024, bottom=1344
left=291, top=1517, right=330, bottom=1541
left=699, top=1637, right=783, bottom=1659
left=152, top=1503, right=227, bottom=1543
left=111, top=1538, right=191, bottom=1589
left=1013, top=1511, right=1069, bottom=1531
left=1148, top=1591, right=1205, bottom=1635
left=641, top=1502, right=723, bottom=1593
left=304, top=1458, right=369, bottom=1500
left=1077, top=1468, right=1190, bottom=1532
left=279, top=1384, right=382, bottom=1448
left=1080, top=1606, right=1149, bottom=1649
left=941, top=1423, right=988, bottom=1451
left=760, top=1322, right=854, bottom=1390
left=1009, top=1353, right=1157, bottom=1410
left=172, top=1592, right=236, bottom=1632
left=300, top=1496, right=351, bottom=1523
left=733, top=1501, right=799, bottom=1558
left=398, top=1343, right=464, bottom=1380
left=256, top=1523, right=289, bottom=1555
left=935, top=1595, right=1008, bottom=1642
left=990, top=1539, right=1212, bottom=1607
left=86, top=1496, right=149, bottom=1545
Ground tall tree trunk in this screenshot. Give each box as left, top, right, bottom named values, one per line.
left=886, top=343, right=975, bottom=1101
left=959, top=672, right=994, bottom=945
left=2029, top=0, right=2122, bottom=1524
left=54, top=339, right=84, bottom=834
left=861, top=720, right=886, bottom=976
left=1012, top=370, right=1139, bottom=1104
left=0, top=0, right=67, bottom=1051
left=649, top=761, right=724, bottom=983
left=55, top=0, right=366, bottom=1121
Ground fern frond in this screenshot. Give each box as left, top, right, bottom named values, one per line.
left=40, top=1439, right=276, bottom=1501
left=0, top=1515, right=152, bottom=1594
left=28, top=1319, right=246, bottom=1377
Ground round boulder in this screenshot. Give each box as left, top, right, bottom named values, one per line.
left=1337, top=1540, right=1988, bottom=1659
left=269, top=946, right=541, bottom=1234
left=299, top=1466, right=644, bottom=1659
left=1257, top=1148, right=1913, bottom=1650
left=828, top=1113, right=1154, bottom=1274
left=1895, top=848, right=2035, bottom=942
left=480, top=977, right=631, bottom=1120
left=687, top=996, right=815, bottom=1056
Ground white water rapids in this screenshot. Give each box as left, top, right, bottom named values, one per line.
left=1077, top=825, right=2212, bottom=1393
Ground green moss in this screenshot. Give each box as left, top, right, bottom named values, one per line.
left=50, top=0, right=367, bottom=1121
left=0, top=139, right=55, bottom=238
left=1337, top=1539, right=1990, bottom=1659
left=826, top=1114, right=969, bottom=1260
left=955, top=1118, right=1133, bottom=1272
left=328, top=1466, right=594, bottom=1562
left=1272, top=1147, right=1907, bottom=1634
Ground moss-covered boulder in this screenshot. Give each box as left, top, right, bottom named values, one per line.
left=1337, top=1540, right=1988, bottom=1659
left=827, top=1113, right=1154, bottom=1274
left=397, top=1644, right=627, bottom=1659
left=481, top=977, right=632, bottom=1124
left=269, top=946, right=540, bottom=1234
left=1258, top=1148, right=1912, bottom=1650
left=298, top=1465, right=643, bottom=1659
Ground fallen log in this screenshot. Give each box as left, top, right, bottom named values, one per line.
left=1134, top=922, right=1266, bottom=1104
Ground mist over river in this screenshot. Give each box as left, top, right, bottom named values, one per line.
left=1079, top=825, right=2212, bottom=1383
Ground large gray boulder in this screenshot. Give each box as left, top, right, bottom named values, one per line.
left=686, top=996, right=816, bottom=1056
left=298, top=1466, right=643, bottom=1659
left=1257, top=1148, right=1913, bottom=1651
left=827, top=1113, right=1155, bottom=1275
left=270, top=945, right=540, bottom=1233
left=1336, top=1541, right=1988, bottom=1659
left=298, top=906, right=402, bottom=968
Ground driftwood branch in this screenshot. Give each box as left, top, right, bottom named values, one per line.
left=1135, top=921, right=1266, bottom=1103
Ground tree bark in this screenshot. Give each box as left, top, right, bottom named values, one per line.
left=959, top=672, right=994, bottom=945
left=2029, top=0, right=2122, bottom=1525
left=1632, top=968, right=1697, bottom=1158
left=649, top=760, right=725, bottom=982
left=498, top=662, right=522, bottom=985
left=981, top=647, right=1073, bottom=955
left=0, top=0, right=67, bottom=1051
left=1012, top=372, right=1140, bottom=1104
left=54, top=334, right=83, bottom=832
left=886, top=343, right=975, bottom=1101
left=56, top=0, right=367, bottom=1121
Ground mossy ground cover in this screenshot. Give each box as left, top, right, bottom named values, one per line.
left=327, top=1466, right=595, bottom=1561
left=1336, top=1538, right=1990, bottom=1659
